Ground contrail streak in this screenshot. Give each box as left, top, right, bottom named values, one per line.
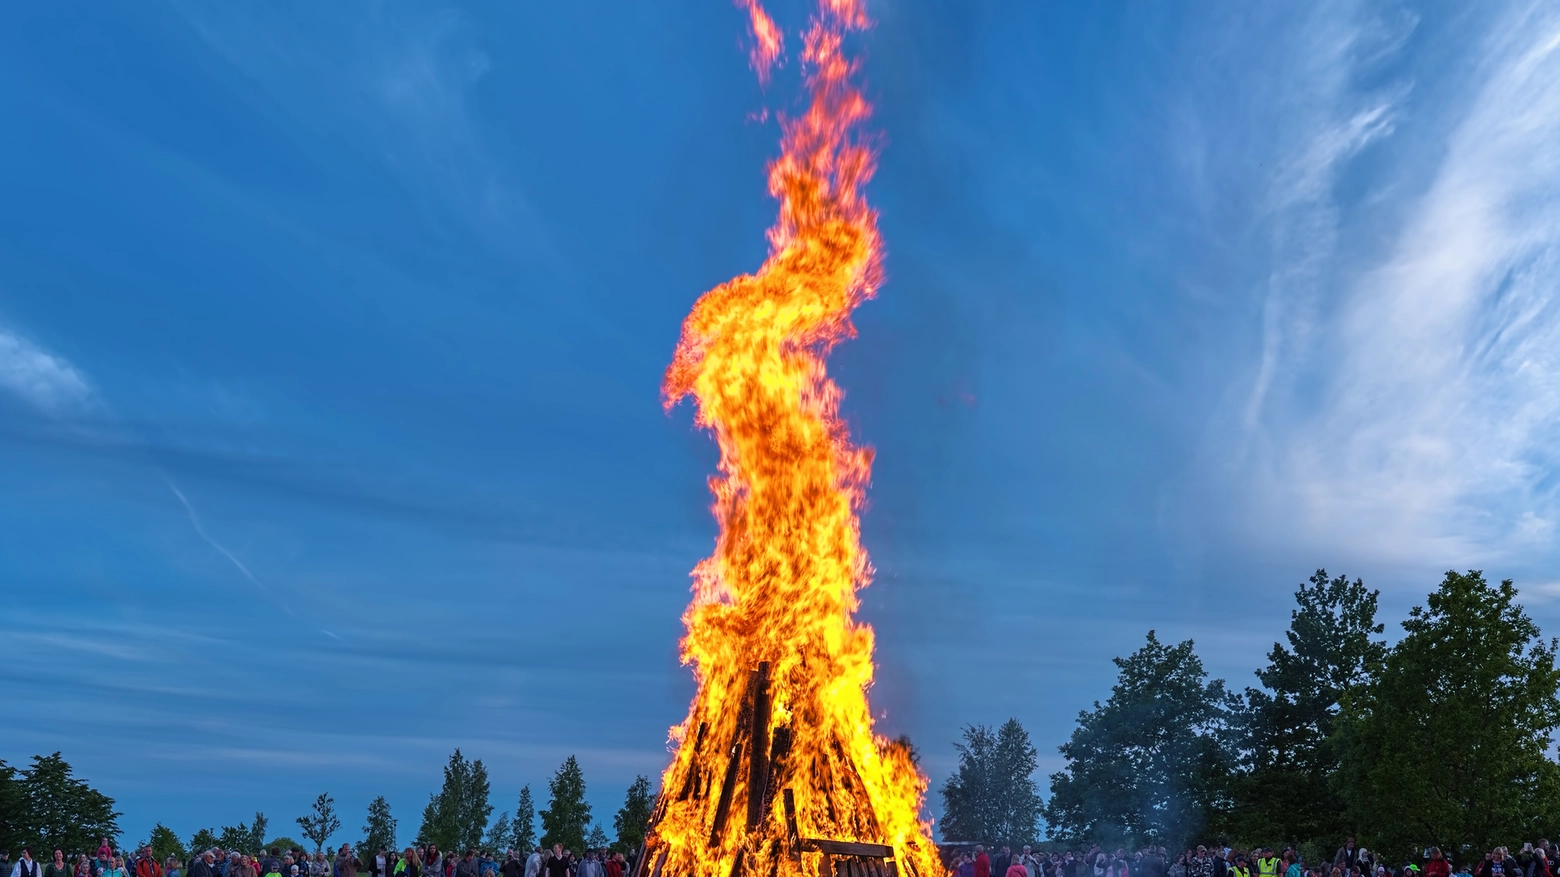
left=166, top=480, right=293, bottom=616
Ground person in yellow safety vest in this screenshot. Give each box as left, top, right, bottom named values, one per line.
left=1230, top=856, right=1252, bottom=877
left=1257, top=851, right=1281, bottom=877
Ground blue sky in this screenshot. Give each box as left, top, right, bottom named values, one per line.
left=6, top=0, right=1560, bottom=850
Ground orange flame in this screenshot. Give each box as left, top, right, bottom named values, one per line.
left=740, top=0, right=783, bottom=84
left=653, top=3, right=938, bottom=877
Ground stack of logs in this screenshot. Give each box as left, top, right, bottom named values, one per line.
left=632, top=662, right=917, bottom=877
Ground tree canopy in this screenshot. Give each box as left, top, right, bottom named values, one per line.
left=611, top=776, right=655, bottom=854
left=940, top=719, right=1042, bottom=846
left=417, top=750, right=490, bottom=851
left=0, top=753, right=122, bottom=855
left=297, top=793, right=342, bottom=854
left=363, top=796, right=398, bottom=854
left=1234, top=570, right=1385, bottom=847
left=1045, top=631, right=1232, bottom=849
left=511, top=786, right=537, bottom=853
left=540, top=756, right=591, bottom=854
left=1335, top=570, right=1560, bottom=856
left=148, top=823, right=186, bottom=863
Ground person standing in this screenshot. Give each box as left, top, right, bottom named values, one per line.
left=45, top=851, right=72, bottom=877
left=368, top=849, right=391, bottom=877
left=523, top=851, right=541, bottom=877
left=975, top=848, right=991, bottom=877
left=334, top=848, right=358, bottom=877
left=135, top=854, right=163, bottom=877
left=14, top=850, right=43, bottom=877
left=189, top=854, right=215, bottom=877
left=994, top=849, right=1012, bottom=877
left=543, top=848, right=568, bottom=877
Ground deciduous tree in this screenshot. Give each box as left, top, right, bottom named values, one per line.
left=1234, top=570, right=1384, bottom=847
left=1335, top=570, right=1560, bottom=855
left=189, top=829, right=220, bottom=855
left=417, top=750, right=489, bottom=852
left=15, top=753, right=122, bottom=854
left=297, top=793, right=342, bottom=854
left=362, top=797, right=397, bottom=855
left=511, top=787, right=536, bottom=853
left=940, top=719, right=1041, bottom=846
left=149, top=824, right=186, bottom=863
left=610, top=777, right=654, bottom=854
left=1045, top=631, right=1232, bottom=849
left=484, top=813, right=511, bottom=852
left=539, top=757, right=590, bottom=854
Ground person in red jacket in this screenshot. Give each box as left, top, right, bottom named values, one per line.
left=1007, top=861, right=1030, bottom=877
left=135, top=855, right=163, bottom=877
left=1424, top=849, right=1450, bottom=877
left=975, top=848, right=991, bottom=877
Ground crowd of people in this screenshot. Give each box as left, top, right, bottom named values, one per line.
left=948, top=839, right=1559, bottom=877
left=8, top=837, right=1557, bottom=877
left=0, top=843, right=630, bottom=877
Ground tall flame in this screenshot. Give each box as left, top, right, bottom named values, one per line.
left=653, top=3, right=938, bottom=877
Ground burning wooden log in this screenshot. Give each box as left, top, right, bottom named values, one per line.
left=677, top=722, right=709, bottom=802
left=760, top=725, right=792, bottom=818
left=745, top=661, right=772, bottom=831
left=708, top=666, right=765, bottom=848
left=707, top=740, right=744, bottom=848
left=781, top=788, right=800, bottom=860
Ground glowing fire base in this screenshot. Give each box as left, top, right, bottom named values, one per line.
left=633, top=663, right=928, bottom=877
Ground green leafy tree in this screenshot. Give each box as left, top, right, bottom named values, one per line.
left=15, top=752, right=123, bottom=854
left=539, top=757, right=591, bottom=854
left=149, top=824, right=187, bottom=862
left=251, top=814, right=269, bottom=853
left=297, top=794, right=342, bottom=854
left=1233, top=570, right=1385, bottom=847
left=0, top=760, right=25, bottom=856
left=1045, top=631, right=1232, bottom=849
left=189, top=829, right=220, bottom=855
left=484, top=813, right=511, bottom=851
left=417, top=750, right=490, bottom=851
left=940, top=724, right=1000, bottom=843
left=362, top=797, right=397, bottom=855
left=1335, top=570, right=1560, bottom=855
left=586, top=825, right=609, bottom=851
left=939, top=721, right=1041, bottom=846
left=218, top=825, right=250, bottom=854
left=265, top=838, right=303, bottom=854
left=511, top=787, right=536, bottom=853
left=610, top=776, right=654, bottom=854
left=219, top=813, right=267, bottom=854
left=991, top=719, right=1042, bottom=846
left=461, top=760, right=493, bottom=851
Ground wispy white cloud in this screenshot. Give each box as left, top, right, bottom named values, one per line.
left=0, top=323, right=92, bottom=413
left=1220, top=0, right=1560, bottom=568
left=1240, top=1, right=1413, bottom=433
left=166, top=480, right=284, bottom=607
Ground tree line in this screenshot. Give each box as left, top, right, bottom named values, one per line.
left=0, top=750, right=655, bottom=862
left=941, top=569, right=1560, bottom=863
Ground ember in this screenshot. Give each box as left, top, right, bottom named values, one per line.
left=647, top=3, right=938, bottom=877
